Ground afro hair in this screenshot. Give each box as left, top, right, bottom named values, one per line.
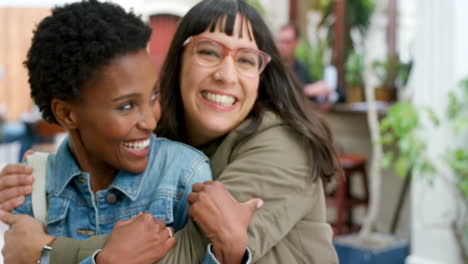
left=25, top=0, right=152, bottom=124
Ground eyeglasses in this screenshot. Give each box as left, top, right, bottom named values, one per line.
left=183, top=36, right=271, bottom=77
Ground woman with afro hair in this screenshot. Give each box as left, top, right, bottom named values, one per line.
left=0, top=1, right=260, bottom=263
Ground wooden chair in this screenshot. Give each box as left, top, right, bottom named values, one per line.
left=327, top=154, right=369, bottom=235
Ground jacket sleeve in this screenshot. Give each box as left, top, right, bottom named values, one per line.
left=50, top=235, right=108, bottom=264
left=49, top=215, right=211, bottom=264
left=218, top=124, right=333, bottom=262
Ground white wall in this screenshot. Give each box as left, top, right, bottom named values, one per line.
left=260, top=0, right=289, bottom=37
left=397, top=0, right=416, bottom=63
left=406, top=0, right=468, bottom=263
left=133, top=0, right=198, bottom=21
left=133, top=0, right=288, bottom=29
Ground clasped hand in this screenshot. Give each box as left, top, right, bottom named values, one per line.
left=187, top=181, right=263, bottom=264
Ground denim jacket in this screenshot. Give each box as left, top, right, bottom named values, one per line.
left=13, top=134, right=221, bottom=263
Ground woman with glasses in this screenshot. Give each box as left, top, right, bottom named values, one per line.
left=0, top=0, right=340, bottom=263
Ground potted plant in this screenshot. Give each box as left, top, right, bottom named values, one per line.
left=345, top=51, right=365, bottom=103
left=332, top=60, right=414, bottom=264
left=372, top=55, right=412, bottom=102
left=310, top=0, right=374, bottom=102
left=331, top=1, right=413, bottom=263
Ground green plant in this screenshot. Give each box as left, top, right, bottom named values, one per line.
left=379, top=77, right=468, bottom=198
left=379, top=102, right=427, bottom=176
left=372, top=55, right=412, bottom=89
left=378, top=77, right=468, bottom=258
left=345, top=51, right=364, bottom=87
left=295, top=39, right=327, bottom=81
left=311, top=0, right=375, bottom=62
left=444, top=78, right=468, bottom=197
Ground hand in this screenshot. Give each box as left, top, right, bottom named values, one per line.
left=304, top=81, right=331, bottom=98
left=0, top=210, right=54, bottom=264
left=96, top=213, right=176, bottom=264
left=0, top=162, right=34, bottom=212
left=187, top=181, right=263, bottom=264
left=318, top=102, right=334, bottom=112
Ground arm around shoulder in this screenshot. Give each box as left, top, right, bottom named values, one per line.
left=216, top=123, right=331, bottom=261
left=51, top=235, right=109, bottom=263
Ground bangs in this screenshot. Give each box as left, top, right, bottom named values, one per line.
left=184, top=0, right=253, bottom=41
left=207, top=14, right=253, bottom=41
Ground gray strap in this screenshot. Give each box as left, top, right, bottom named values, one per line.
left=26, top=152, right=49, bottom=228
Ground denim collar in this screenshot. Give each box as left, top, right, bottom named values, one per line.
left=52, top=135, right=156, bottom=201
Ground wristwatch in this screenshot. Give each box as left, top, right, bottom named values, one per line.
left=37, top=245, right=52, bottom=264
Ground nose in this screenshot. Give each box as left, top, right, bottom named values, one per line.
left=214, top=56, right=238, bottom=85
left=137, top=103, right=158, bottom=132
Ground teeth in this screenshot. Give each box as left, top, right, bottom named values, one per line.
left=123, top=138, right=150, bottom=151
left=202, top=92, right=236, bottom=106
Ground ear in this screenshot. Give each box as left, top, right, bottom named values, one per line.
left=51, top=98, right=78, bottom=130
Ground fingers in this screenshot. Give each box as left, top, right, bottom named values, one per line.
left=114, top=214, right=140, bottom=228
left=187, top=192, right=198, bottom=205
left=191, top=181, right=217, bottom=192
left=240, top=198, right=263, bottom=219
left=241, top=198, right=263, bottom=210
left=0, top=183, right=32, bottom=203
left=203, top=180, right=215, bottom=185
left=0, top=174, right=34, bottom=189
left=140, top=215, right=174, bottom=245
left=163, top=235, right=176, bottom=252
left=191, top=183, right=204, bottom=192
left=0, top=165, right=34, bottom=207
left=153, top=219, right=166, bottom=231
left=141, top=215, right=175, bottom=251
left=188, top=181, right=231, bottom=207
left=187, top=205, right=200, bottom=222
left=0, top=209, right=17, bottom=226
left=138, top=213, right=166, bottom=231
left=1, top=164, right=33, bottom=177
left=164, top=226, right=174, bottom=239
left=0, top=196, right=26, bottom=211
left=161, top=226, right=176, bottom=253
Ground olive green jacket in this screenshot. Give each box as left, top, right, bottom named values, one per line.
left=51, top=112, right=338, bottom=264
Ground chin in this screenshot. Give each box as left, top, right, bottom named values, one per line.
left=124, top=161, right=148, bottom=174
left=202, top=121, right=235, bottom=136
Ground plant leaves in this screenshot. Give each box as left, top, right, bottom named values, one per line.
left=452, top=117, right=468, bottom=134
left=447, top=91, right=462, bottom=119
left=395, top=157, right=409, bottom=178
left=426, top=108, right=440, bottom=127
left=381, top=152, right=394, bottom=169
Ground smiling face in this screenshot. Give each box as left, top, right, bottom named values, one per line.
left=180, top=14, right=261, bottom=147
left=69, top=49, right=160, bottom=176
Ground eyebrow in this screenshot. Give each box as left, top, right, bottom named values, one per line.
left=111, top=83, right=159, bottom=102
left=112, top=93, right=138, bottom=102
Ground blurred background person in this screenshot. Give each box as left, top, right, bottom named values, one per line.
left=277, top=23, right=333, bottom=100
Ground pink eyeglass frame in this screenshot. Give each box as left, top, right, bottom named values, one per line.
left=183, top=36, right=272, bottom=75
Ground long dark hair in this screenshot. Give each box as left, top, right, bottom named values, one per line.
left=157, top=0, right=340, bottom=182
